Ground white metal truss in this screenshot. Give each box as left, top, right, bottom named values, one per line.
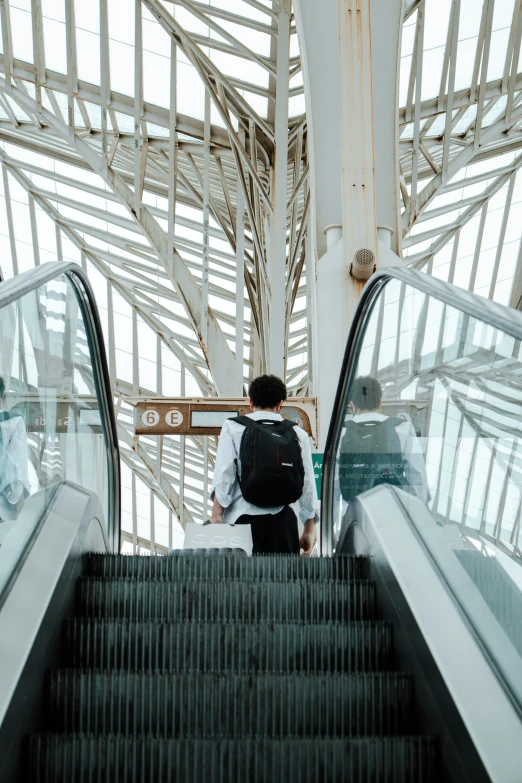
left=0, top=0, right=310, bottom=551
left=0, top=1, right=522, bottom=551
left=399, top=0, right=522, bottom=302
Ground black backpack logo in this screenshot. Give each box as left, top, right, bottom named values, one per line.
left=338, top=417, right=408, bottom=503
left=232, top=416, right=305, bottom=508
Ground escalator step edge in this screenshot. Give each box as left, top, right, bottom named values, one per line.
left=63, top=619, right=393, bottom=672
left=28, top=735, right=438, bottom=783
left=83, top=553, right=370, bottom=582
left=76, top=578, right=376, bottom=622
left=46, top=670, right=414, bottom=737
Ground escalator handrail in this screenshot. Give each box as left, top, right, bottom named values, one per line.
left=389, top=486, right=522, bottom=718
left=0, top=261, right=120, bottom=553
left=322, top=265, right=522, bottom=554
left=343, top=485, right=522, bottom=782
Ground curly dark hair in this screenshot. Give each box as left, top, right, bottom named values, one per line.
left=351, top=376, right=382, bottom=411
left=249, top=374, right=287, bottom=409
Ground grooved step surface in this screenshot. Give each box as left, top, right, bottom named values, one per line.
left=84, top=553, right=369, bottom=582
left=77, top=579, right=376, bottom=622
left=25, top=553, right=439, bottom=782
left=28, top=735, right=438, bottom=783
left=63, top=619, right=393, bottom=672
left=47, top=671, right=413, bottom=737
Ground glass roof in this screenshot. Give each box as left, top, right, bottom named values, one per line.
left=0, top=0, right=308, bottom=552
left=400, top=0, right=522, bottom=309
left=0, top=0, right=520, bottom=552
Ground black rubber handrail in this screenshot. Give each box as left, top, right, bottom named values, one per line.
left=0, top=262, right=120, bottom=554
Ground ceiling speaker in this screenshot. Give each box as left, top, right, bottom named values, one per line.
left=351, top=248, right=376, bottom=280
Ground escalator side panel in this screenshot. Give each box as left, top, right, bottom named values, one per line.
left=339, top=487, right=503, bottom=783
left=0, top=483, right=109, bottom=783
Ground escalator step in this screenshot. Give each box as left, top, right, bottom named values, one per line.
left=84, top=553, right=369, bottom=582
left=47, top=671, right=413, bottom=737
left=63, top=619, right=393, bottom=672
left=77, top=579, right=376, bottom=622
left=28, top=735, right=438, bottom=783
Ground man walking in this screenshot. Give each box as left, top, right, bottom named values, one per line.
left=209, top=375, right=318, bottom=555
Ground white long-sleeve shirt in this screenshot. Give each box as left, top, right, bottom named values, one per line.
left=210, top=411, right=320, bottom=526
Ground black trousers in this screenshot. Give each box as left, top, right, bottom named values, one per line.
left=235, top=505, right=299, bottom=555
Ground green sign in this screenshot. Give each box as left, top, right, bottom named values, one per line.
left=313, top=453, right=324, bottom=501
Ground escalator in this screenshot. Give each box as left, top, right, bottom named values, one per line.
left=28, top=552, right=436, bottom=781
left=0, top=262, right=522, bottom=781
left=321, top=266, right=522, bottom=782
left=0, top=262, right=120, bottom=782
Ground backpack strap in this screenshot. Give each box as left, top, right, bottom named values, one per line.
left=231, top=415, right=255, bottom=427
left=0, top=411, right=22, bottom=422
left=345, top=416, right=403, bottom=429
left=231, top=415, right=297, bottom=430
left=383, top=416, right=406, bottom=430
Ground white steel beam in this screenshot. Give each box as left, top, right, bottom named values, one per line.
left=402, top=99, right=522, bottom=233
left=268, top=0, right=291, bottom=377
left=370, top=0, right=404, bottom=254
left=0, top=75, right=238, bottom=396
left=293, top=0, right=342, bottom=259
left=236, top=156, right=246, bottom=395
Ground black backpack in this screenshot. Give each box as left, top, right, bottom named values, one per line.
left=232, top=416, right=305, bottom=508
left=338, top=417, right=408, bottom=503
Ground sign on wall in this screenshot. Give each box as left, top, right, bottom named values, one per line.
left=133, top=397, right=318, bottom=445
left=313, top=453, right=324, bottom=501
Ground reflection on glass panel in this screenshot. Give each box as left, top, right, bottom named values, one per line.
left=331, top=276, right=522, bottom=663
left=0, top=274, right=110, bottom=577
left=333, top=278, right=522, bottom=553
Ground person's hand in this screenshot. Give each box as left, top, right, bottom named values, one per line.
left=210, top=497, right=225, bottom=524
left=299, top=519, right=316, bottom=557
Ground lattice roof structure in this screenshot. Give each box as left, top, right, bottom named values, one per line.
left=0, top=0, right=521, bottom=551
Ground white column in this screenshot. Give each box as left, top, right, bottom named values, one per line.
left=235, top=169, right=245, bottom=395
left=339, top=0, right=377, bottom=279
left=293, top=0, right=342, bottom=260
left=268, top=0, right=291, bottom=378
left=295, top=0, right=404, bottom=446
left=201, top=89, right=211, bottom=347
left=370, top=0, right=404, bottom=255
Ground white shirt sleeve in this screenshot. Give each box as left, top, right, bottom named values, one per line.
left=296, top=431, right=320, bottom=524
left=209, top=421, right=241, bottom=509
left=1, top=416, right=30, bottom=502
left=397, top=421, right=430, bottom=504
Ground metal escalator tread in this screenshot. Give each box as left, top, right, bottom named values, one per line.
left=47, top=670, right=414, bottom=736
left=84, top=552, right=370, bottom=581
left=27, top=553, right=438, bottom=782
left=28, top=736, right=437, bottom=783
left=77, top=577, right=376, bottom=622
left=63, top=619, right=393, bottom=672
